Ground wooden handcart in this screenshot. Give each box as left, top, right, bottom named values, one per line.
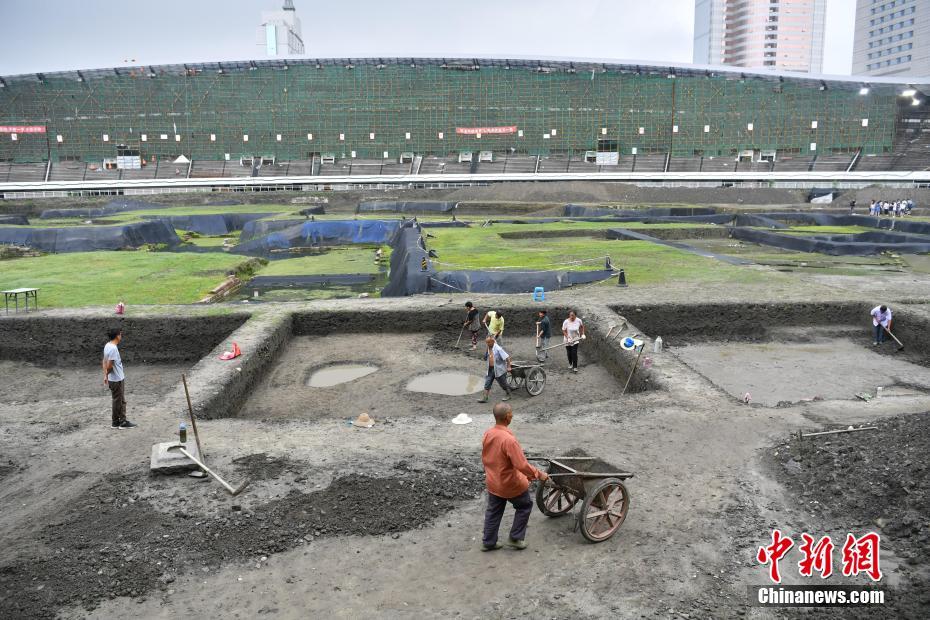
left=529, top=454, right=633, bottom=543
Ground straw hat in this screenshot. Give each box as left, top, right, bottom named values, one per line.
left=352, top=412, right=375, bottom=428
left=451, top=413, right=473, bottom=425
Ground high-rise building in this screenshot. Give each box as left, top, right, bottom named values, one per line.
left=256, top=0, right=305, bottom=57
left=693, top=0, right=827, bottom=73
left=852, top=0, right=929, bottom=77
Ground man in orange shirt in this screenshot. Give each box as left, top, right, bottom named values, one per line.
left=481, top=402, right=549, bottom=551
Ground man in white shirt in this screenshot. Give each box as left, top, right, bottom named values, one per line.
left=103, top=328, right=136, bottom=429
left=562, top=310, right=586, bottom=373
left=870, top=305, right=892, bottom=347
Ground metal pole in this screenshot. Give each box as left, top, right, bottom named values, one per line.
left=181, top=374, right=205, bottom=461
left=621, top=345, right=646, bottom=396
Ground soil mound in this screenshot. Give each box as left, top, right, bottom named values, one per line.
left=766, top=412, right=930, bottom=617
left=0, top=455, right=484, bottom=619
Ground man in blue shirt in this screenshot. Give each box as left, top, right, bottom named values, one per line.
left=478, top=336, right=512, bottom=403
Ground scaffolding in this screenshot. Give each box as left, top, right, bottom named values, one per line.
left=0, top=58, right=904, bottom=164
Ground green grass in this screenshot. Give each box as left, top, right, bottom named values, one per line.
left=0, top=251, right=250, bottom=307
left=426, top=224, right=775, bottom=286
left=256, top=246, right=390, bottom=276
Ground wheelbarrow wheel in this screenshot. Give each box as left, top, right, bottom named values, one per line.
left=506, top=372, right=520, bottom=391
left=578, top=478, right=629, bottom=543
left=535, top=482, right=579, bottom=517
left=525, top=367, right=546, bottom=396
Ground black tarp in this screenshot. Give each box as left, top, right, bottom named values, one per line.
left=381, top=227, right=433, bottom=296
left=240, top=219, right=305, bottom=241
left=563, top=205, right=717, bottom=217
left=380, top=224, right=616, bottom=296
left=358, top=201, right=457, bottom=214
left=298, top=206, right=326, bottom=216
left=234, top=219, right=403, bottom=255
left=0, top=215, right=29, bottom=225
left=0, top=220, right=180, bottom=252
left=247, top=274, right=375, bottom=288
left=429, top=268, right=615, bottom=294
left=40, top=199, right=167, bottom=219
left=142, top=213, right=274, bottom=235
left=728, top=227, right=930, bottom=256
left=419, top=220, right=469, bottom=228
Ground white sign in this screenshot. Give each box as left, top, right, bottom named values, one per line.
left=595, top=152, right=619, bottom=165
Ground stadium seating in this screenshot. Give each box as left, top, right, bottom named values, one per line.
left=120, top=166, right=158, bottom=180
left=6, top=162, right=46, bottom=182
left=812, top=154, right=855, bottom=171
left=774, top=157, right=814, bottom=172
left=632, top=154, right=666, bottom=172
left=700, top=157, right=736, bottom=172
left=284, top=159, right=314, bottom=176
left=48, top=162, right=87, bottom=182
left=255, top=162, right=290, bottom=177
left=189, top=160, right=227, bottom=178
left=668, top=156, right=702, bottom=172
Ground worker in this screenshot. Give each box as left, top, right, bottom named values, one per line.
left=871, top=304, right=893, bottom=346
left=484, top=310, right=505, bottom=344
left=102, top=328, right=136, bottom=429
left=478, top=336, right=512, bottom=403
left=480, top=402, right=549, bottom=551
left=535, top=309, right=551, bottom=360
left=464, top=301, right=482, bottom=350
left=562, top=310, right=586, bottom=372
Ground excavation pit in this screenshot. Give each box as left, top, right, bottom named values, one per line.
left=406, top=371, right=485, bottom=396
left=307, top=364, right=379, bottom=387
left=237, top=333, right=627, bottom=421
left=675, top=338, right=930, bottom=406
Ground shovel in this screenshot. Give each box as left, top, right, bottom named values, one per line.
left=167, top=445, right=250, bottom=496
left=454, top=326, right=466, bottom=349
left=538, top=337, right=583, bottom=352
left=883, top=325, right=905, bottom=351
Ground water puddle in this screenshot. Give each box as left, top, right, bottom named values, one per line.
left=406, top=372, right=485, bottom=396
left=307, top=364, right=379, bottom=387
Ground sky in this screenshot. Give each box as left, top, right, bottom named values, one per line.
left=0, top=0, right=857, bottom=77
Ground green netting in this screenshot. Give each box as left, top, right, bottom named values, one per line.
left=0, top=61, right=900, bottom=164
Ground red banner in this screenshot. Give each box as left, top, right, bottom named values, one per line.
left=455, top=126, right=517, bottom=135
left=0, top=125, right=46, bottom=134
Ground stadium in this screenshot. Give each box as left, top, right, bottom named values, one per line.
left=1, top=57, right=930, bottom=195
left=3, top=55, right=930, bottom=620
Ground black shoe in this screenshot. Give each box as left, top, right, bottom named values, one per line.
left=118, top=420, right=137, bottom=429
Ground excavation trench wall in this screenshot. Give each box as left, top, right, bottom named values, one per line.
left=610, top=301, right=930, bottom=353
left=211, top=302, right=660, bottom=419
left=0, top=313, right=249, bottom=365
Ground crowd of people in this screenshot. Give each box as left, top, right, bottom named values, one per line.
left=866, top=199, right=914, bottom=216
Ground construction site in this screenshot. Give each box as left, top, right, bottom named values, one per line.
left=1, top=22, right=930, bottom=615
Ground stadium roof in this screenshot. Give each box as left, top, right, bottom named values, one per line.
left=1, top=56, right=928, bottom=94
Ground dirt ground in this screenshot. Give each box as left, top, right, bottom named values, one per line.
left=2, top=286, right=930, bottom=618
left=673, top=337, right=930, bottom=406
left=239, top=334, right=619, bottom=422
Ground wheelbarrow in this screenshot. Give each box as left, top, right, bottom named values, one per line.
left=528, top=454, right=633, bottom=543
left=506, top=362, right=546, bottom=396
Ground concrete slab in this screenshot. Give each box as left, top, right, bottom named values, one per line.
left=150, top=441, right=202, bottom=474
